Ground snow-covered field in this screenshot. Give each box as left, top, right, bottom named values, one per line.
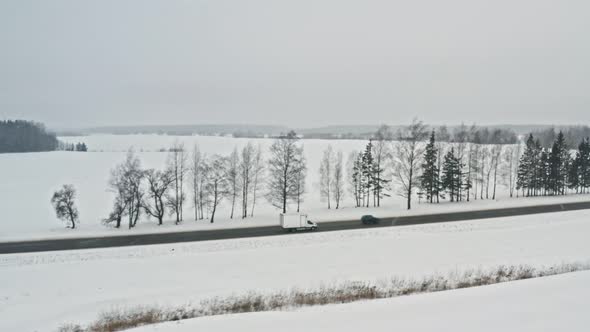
left=132, top=270, right=590, bottom=332
left=1, top=134, right=590, bottom=242
left=1, top=209, right=589, bottom=331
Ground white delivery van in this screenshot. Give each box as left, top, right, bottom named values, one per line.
left=280, top=213, right=318, bottom=232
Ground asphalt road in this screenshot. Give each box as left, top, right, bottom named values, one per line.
left=1, top=201, right=589, bottom=254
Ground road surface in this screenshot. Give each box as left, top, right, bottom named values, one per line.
left=1, top=201, right=589, bottom=254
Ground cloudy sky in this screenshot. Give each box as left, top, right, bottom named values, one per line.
left=1, top=0, right=589, bottom=128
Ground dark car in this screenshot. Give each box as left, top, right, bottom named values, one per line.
left=361, top=215, right=379, bottom=225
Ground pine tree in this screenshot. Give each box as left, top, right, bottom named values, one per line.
left=371, top=152, right=390, bottom=206
left=361, top=141, right=374, bottom=207
left=539, top=149, right=550, bottom=196
left=578, top=138, right=590, bottom=193
left=568, top=156, right=580, bottom=192
left=533, top=139, right=543, bottom=196
left=516, top=147, right=529, bottom=197
left=517, top=134, right=540, bottom=196
left=420, top=131, right=439, bottom=203
left=548, top=131, right=568, bottom=195
left=441, top=148, right=461, bottom=202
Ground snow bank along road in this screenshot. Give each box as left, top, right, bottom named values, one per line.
left=131, top=270, right=590, bottom=332
left=1, top=200, right=590, bottom=254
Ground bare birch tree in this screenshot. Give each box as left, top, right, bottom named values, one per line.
left=484, top=146, right=496, bottom=199
left=143, top=168, right=174, bottom=225
left=198, top=155, right=210, bottom=220
left=491, top=145, right=503, bottom=199
left=239, top=143, right=256, bottom=219
left=205, top=155, right=229, bottom=223
left=250, top=144, right=264, bottom=217
left=167, top=142, right=187, bottom=224
left=332, top=150, right=345, bottom=209
left=319, top=145, right=334, bottom=208
left=392, top=119, right=428, bottom=210
left=226, top=147, right=240, bottom=219
left=104, top=149, right=144, bottom=229
left=266, top=131, right=305, bottom=213
left=293, top=154, right=307, bottom=213
left=372, top=125, right=392, bottom=206
left=480, top=146, right=489, bottom=199
left=190, top=145, right=203, bottom=221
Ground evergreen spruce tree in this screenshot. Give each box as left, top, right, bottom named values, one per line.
left=563, top=154, right=572, bottom=195
left=578, top=138, right=590, bottom=193
left=517, top=134, right=534, bottom=196
left=361, top=141, right=374, bottom=207
left=548, top=131, right=568, bottom=195
left=534, top=149, right=553, bottom=195
left=441, top=148, right=461, bottom=202
left=420, top=131, right=439, bottom=203
left=568, top=155, right=580, bottom=192
left=533, top=139, right=543, bottom=196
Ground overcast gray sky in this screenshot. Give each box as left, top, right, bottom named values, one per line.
left=1, top=0, right=589, bottom=128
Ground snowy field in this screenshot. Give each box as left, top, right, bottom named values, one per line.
left=1, top=209, right=589, bottom=331
left=1, top=134, right=590, bottom=242
left=132, top=270, right=590, bottom=332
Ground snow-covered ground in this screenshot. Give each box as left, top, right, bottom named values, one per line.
left=1, top=210, right=589, bottom=331
left=1, top=134, right=589, bottom=242
left=132, top=270, right=590, bottom=332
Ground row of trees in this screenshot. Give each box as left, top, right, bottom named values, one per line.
left=517, top=133, right=590, bottom=196
left=347, top=127, right=391, bottom=208
left=103, top=143, right=265, bottom=228
left=318, top=146, right=345, bottom=209
left=59, top=142, right=88, bottom=152
left=102, top=131, right=307, bottom=228
left=419, top=132, right=518, bottom=205
left=343, top=121, right=516, bottom=210
left=51, top=131, right=309, bottom=229
left=532, top=126, right=590, bottom=148
left=416, top=128, right=590, bottom=208
left=423, top=124, right=518, bottom=145
left=339, top=121, right=550, bottom=211
left=50, top=123, right=590, bottom=229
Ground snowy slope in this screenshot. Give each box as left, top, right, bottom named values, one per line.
left=1, top=210, right=590, bottom=331
left=132, top=270, right=590, bottom=332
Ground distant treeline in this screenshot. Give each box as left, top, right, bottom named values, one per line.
left=424, top=125, right=518, bottom=144
left=60, top=123, right=590, bottom=145
left=68, top=123, right=525, bottom=144
left=0, top=120, right=90, bottom=153
left=59, top=142, right=88, bottom=152
left=0, top=120, right=59, bottom=153
left=295, top=125, right=519, bottom=144
left=531, top=126, right=590, bottom=149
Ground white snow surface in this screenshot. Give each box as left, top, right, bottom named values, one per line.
left=132, top=270, right=590, bottom=332
left=1, top=134, right=590, bottom=242
left=1, top=209, right=590, bottom=331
